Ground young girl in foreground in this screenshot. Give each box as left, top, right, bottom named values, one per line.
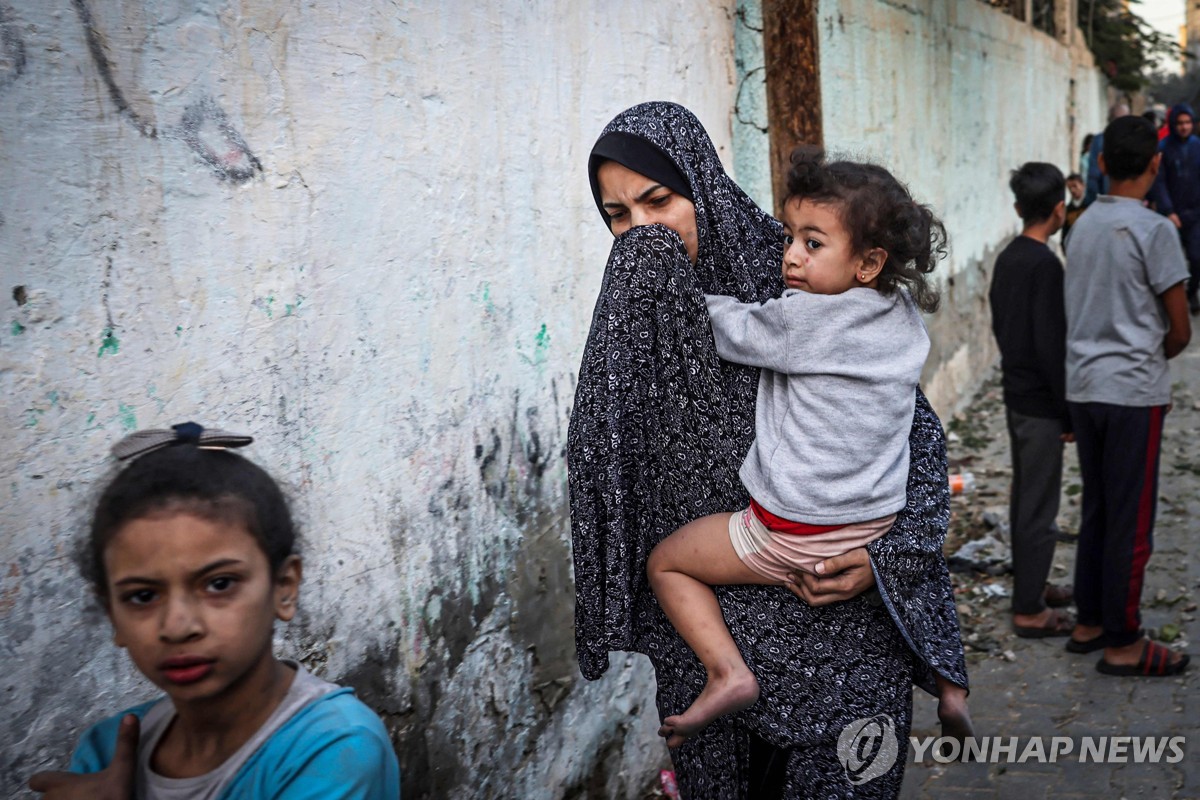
left=647, top=150, right=971, bottom=748
left=29, top=423, right=400, bottom=799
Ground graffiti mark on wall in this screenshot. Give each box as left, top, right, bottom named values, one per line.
left=70, top=0, right=263, bottom=183
left=180, top=96, right=264, bottom=183
left=0, top=3, right=25, bottom=92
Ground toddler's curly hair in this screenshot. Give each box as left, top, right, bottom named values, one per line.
left=785, top=146, right=946, bottom=313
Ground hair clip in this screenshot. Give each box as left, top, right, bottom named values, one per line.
left=111, top=421, right=253, bottom=461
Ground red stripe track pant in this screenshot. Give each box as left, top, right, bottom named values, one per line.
left=1068, top=401, right=1166, bottom=648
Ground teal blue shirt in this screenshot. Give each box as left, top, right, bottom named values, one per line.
left=69, top=688, right=400, bottom=799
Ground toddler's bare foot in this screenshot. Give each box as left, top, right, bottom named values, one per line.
left=937, top=695, right=975, bottom=759
left=658, top=668, right=759, bottom=748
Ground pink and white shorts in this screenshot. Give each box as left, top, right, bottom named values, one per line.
left=728, top=506, right=896, bottom=582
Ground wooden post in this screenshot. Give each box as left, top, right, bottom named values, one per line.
left=762, top=0, right=822, bottom=218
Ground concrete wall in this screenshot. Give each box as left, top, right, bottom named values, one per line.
left=0, top=2, right=744, bottom=797
left=817, top=0, right=1106, bottom=416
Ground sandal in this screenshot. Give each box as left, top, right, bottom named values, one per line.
left=1095, top=640, right=1190, bottom=677
left=1013, top=608, right=1074, bottom=638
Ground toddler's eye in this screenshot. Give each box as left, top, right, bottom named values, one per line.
left=806, top=238, right=822, bottom=250
left=783, top=234, right=794, bottom=246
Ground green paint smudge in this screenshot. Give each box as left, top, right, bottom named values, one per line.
left=470, top=282, right=496, bottom=314
left=285, top=296, right=304, bottom=316
left=86, top=412, right=96, bottom=425
left=117, top=403, right=137, bottom=431
left=98, top=327, right=120, bottom=357
left=25, top=408, right=44, bottom=428
left=11, top=321, right=25, bottom=335
left=518, top=323, right=551, bottom=368
left=175, top=325, right=183, bottom=337
left=47, top=391, right=59, bottom=407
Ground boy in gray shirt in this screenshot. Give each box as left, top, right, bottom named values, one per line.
left=1063, top=115, right=1191, bottom=676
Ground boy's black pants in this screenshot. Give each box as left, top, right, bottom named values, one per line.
left=1068, top=402, right=1166, bottom=647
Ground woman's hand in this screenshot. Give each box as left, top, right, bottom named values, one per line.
left=28, top=714, right=138, bottom=799
left=785, top=548, right=877, bottom=606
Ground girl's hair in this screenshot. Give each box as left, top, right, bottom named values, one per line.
left=84, top=445, right=296, bottom=596
left=784, top=146, right=946, bottom=313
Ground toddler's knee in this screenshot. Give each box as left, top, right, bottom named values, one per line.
left=646, top=542, right=669, bottom=581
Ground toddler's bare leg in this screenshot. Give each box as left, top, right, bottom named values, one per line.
left=646, top=512, right=773, bottom=748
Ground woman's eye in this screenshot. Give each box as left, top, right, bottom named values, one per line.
left=607, top=210, right=626, bottom=222
left=649, top=194, right=671, bottom=207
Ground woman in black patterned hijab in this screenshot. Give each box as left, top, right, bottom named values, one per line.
left=569, top=101, right=967, bottom=798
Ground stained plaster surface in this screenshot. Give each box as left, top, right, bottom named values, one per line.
left=817, top=0, right=1107, bottom=416
left=0, top=1, right=744, bottom=797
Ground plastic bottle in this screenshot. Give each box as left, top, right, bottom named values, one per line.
left=948, top=471, right=976, bottom=495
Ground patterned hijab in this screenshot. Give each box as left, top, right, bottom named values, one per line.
left=571, top=102, right=785, bottom=685
left=586, top=101, right=783, bottom=301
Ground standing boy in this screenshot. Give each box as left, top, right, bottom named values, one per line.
left=1064, top=116, right=1191, bottom=676
left=990, top=162, right=1075, bottom=640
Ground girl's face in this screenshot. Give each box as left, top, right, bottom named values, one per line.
left=103, top=512, right=300, bottom=708
left=780, top=198, right=883, bottom=294
left=597, top=160, right=699, bottom=264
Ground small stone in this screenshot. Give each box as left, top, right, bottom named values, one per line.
left=1002, top=650, right=1016, bottom=662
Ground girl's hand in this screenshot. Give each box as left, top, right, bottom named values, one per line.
left=785, top=548, right=877, bottom=606
left=29, top=714, right=138, bottom=799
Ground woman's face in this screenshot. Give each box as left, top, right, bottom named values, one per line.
left=597, top=160, right=699, bottom=263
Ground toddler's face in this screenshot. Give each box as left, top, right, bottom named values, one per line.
left=780, top=198, right=868, bottom=295
left=103, top=512, right=299, bottom=707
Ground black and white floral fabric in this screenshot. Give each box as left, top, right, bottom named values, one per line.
left=568, top=102, right=966, bottom=798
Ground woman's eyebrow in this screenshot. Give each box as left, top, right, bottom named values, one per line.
left=635, top=184, right=667, bottom=202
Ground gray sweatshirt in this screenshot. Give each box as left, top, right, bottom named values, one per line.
left=705, top=287, right=929, bottom=525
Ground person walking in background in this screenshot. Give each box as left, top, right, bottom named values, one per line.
left=1150, top=104, right=1200, bottom=314
left=990, top=162, right=1075, bottom=641
left=1063, top=116, right=1191, bottom=677
left=1062, top=172, right=1086, bottom=248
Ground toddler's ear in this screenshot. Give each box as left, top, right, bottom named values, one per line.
left=858, top=248, right=887, bottom=282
